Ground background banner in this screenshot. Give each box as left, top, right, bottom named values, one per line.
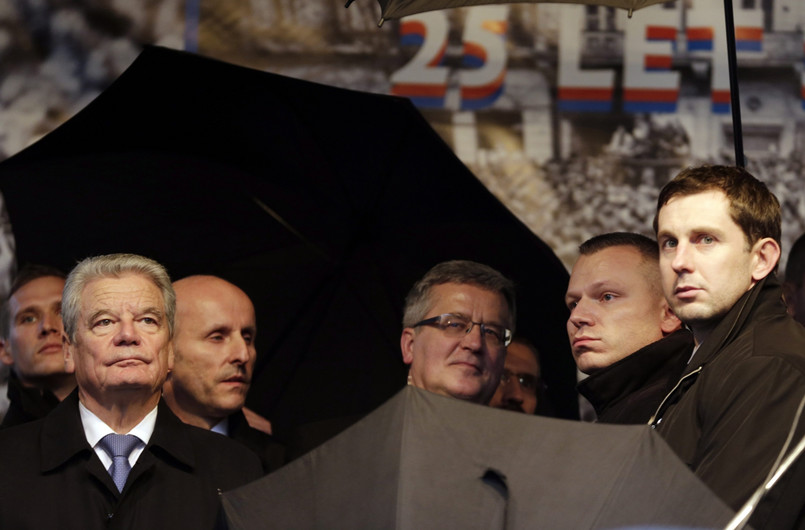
left=1, top=0, right=803, bottom=269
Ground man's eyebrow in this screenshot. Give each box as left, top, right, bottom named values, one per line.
left=87, top=309, right=112, bottom=323
left=139, top=307, right=165, bottom=320
left=14, top=305, right=42, bottom=317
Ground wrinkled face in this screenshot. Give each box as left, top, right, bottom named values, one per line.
left=489, top=341, right=540, bottom=414
left=65, top=274, right=173, bottom=403
left=401, top=283, right=510, bottom=404
left=0, top=276, right=66, bottom=384
left=566, top=246, right=672, bottom=374
left=657, top=191, right=758, bottom=338
left=171, top=280, right=256, bottom=422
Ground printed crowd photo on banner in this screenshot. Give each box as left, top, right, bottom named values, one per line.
left=0, top=0, right=804, bottom=269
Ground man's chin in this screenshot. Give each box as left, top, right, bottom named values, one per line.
left=445, top=381, right=490, bottom=404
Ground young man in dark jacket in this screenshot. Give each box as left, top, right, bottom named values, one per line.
left=652, top=165, right=805, bottom=528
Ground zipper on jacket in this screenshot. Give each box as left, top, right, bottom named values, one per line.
left=648, top=365, right=703, bottom=427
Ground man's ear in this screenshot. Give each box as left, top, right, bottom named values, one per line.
left=400, top=328, right=415, bottom=365
left=659, top=299, right=682, bottom=336
left=167, top=341, right=174, bottom=373
left=62, top=333, right=75, bottom=374
left=0, top=337, right=12, bottom=367
left=751, top=237, right=781, bottom=282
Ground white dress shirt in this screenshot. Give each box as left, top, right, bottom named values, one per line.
left=79, top=401, right=158, bottom=470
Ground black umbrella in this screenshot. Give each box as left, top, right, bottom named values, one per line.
left=349, top=0, right=746, bottom=166
left=224, top=386, right=735, bottom=529
left=0, top=46, right=577, bottom=442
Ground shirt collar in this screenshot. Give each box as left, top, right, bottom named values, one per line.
left=79, top=400, right=158, bottom=446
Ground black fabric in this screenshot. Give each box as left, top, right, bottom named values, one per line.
left=578, top=329, right=693, bottom=424
left=0, top=371, right=61, bottom=429
left=0, top=390, right=262, bottom=529
left=227, top=410, right=285, bottom=474
left=223, top=386, right=734, bottom=529
left=652, top=275, right=805, bottom=528
left=0, top=45, right=578, bottom=433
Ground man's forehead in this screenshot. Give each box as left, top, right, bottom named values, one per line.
left=177, top=286, right=254, bottom=326
left=506, top=342, right=539, bottom=370
left=570, top=249, right=651, bottom=289
left=430, top=282, right=506, bottom=306
left=659, top=190, right=730, bottom=221
left=81, top=274, right=164, bottom=310
left=10, top=276, right=65, bottom=309
left=426, top=282, right=511, bottom=328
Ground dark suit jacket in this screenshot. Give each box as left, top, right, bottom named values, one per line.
left=0, top=391, right=262, bottom=530
left=228, top=410, right=285, bottom=473
left=0, top=371, right=61, bottom=429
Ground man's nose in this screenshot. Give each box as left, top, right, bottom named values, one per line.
left=230, top=336, right=251, bottom=364
left=460, top=323, right=484, bottom=350
left=569, top=299, right=594, bottom=328
left=39, top=310, right=63, bottom=336
left=670, top=242, right=693, bottom=274
left=114, top=320, right=141, bottom=345
left=504, top=380, right=524, bottom=402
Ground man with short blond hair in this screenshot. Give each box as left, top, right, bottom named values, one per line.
left=565, top=232, right=689, bottom=424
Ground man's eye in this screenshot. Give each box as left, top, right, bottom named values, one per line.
left=519, top=375, right=539, bottom=391
left=443, top=319, right=466, bottom=330
left=602, top=293, right=615, bottom=302
left=19, top=315, right=37, bottom=324
left=142, top=317, right=158, bottom=325
left=209, top=334, right=224, bottom=342
left=567, top=301, right=577, bottom=310
left=95, top=319, right=112, bottom=327
left=701, top=235, right=714, bottom=244
left=662, top=239, right=677, bottom=249
left=483, top=327, right=502, bottom=340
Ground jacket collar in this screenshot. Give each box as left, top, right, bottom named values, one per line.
left=648, top=275, right=786, bottom=426
left=145, top=399, right=197, bottom=471
left=683, top=274, right=783, bottom=375
left=578, top=329, right=694, bottom=416
left=39, top=390, right=196, bottom=473
left=40, top=389, right=94, bottom=473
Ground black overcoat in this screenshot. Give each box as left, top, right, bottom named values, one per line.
left=0, top=391, right=262, bottom=529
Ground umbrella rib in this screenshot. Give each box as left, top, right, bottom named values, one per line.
left=251, top=196, right=334, bottom=263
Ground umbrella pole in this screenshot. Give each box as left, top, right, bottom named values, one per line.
left=723, top=0, right=745, bottom=167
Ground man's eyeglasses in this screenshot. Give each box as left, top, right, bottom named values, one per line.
left=412, top=313, right=512, bottom=347
left=499, top=370, right=544, bottom=395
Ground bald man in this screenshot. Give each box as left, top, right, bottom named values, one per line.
left=163, top=275, right=284, bottom=473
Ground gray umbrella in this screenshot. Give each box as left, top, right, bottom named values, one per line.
left=223, top=386, right=734, bottom=529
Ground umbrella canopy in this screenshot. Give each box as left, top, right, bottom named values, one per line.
left=369, top=0, right=667, bottom=21
left=0, top=46, right=578, bottom=441
left=223, top=386, right=735, bottom=529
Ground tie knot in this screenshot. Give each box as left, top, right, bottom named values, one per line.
left=100, top=433, right=141, bottom=459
